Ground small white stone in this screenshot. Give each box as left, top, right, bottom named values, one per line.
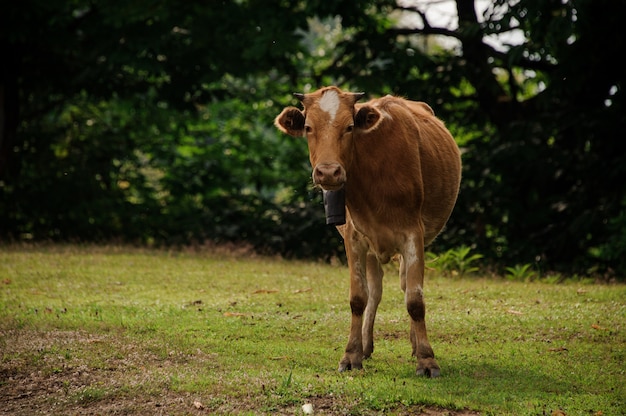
left=302, top=403, right=314, bottom=414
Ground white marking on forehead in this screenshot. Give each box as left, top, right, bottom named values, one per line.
left=318, top=90, right=340, bottom=122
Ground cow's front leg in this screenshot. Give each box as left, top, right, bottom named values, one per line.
left=403, top=233, right=440, bottom=378
left=338, top=226, right=369, bottom=372
left=362, top=252, right=383, bottom=359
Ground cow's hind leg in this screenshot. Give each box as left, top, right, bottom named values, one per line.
left=403, top=234, right=440, bottom=378
left=399, top=255, right=417, bottom=356
left=362, top=253, right=383, bottom=359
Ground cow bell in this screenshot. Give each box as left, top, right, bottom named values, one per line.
left=323, top=189, right=346, bottom=226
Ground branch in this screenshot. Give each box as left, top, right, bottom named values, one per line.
left=387, top=26, right=458, bottom=39
left=386, top=26, right=556, bottom=73
left=396, top=6, right=431, bottom=30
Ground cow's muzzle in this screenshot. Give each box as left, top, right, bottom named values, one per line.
left=313, top=163, right=346, bottom=191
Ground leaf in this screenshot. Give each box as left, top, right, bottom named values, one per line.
left=294, top=288, right=312, bottom=293
left=269, top=355, right=290, bottom=360
left=252, top=289, right=278, bottom=294
left=548, top=347, right=568, bottom=352
left=507, top=309, right=523, bottom=315
left=223, top=312, right=249, bottom=317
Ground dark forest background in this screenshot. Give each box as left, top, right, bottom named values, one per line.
left=1, top=0, right=625, bottom=278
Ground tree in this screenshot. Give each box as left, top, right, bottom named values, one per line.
left=1, top=0, right=624, bottom=276
left=0, top=0, right=316, bottom=246
left=311, top=0, right=626, bottom=274
left=0, top=0, right=306, bottom=179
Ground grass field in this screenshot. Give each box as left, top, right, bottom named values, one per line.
left=1, top=244, right=624, bottom=415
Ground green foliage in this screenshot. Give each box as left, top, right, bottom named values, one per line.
left=427, top=246, right=483, bottom=277
left=590, top=201, right=626, bottom=276
left=504, top=263, right=538, bottom=282
left=0, top=71, right=344, bottom=258
left=1, top=0, right=625, bottom=278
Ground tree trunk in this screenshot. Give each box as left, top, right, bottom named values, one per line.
left=0, top=43, right=20, bottom=181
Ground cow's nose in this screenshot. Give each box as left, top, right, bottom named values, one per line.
left=313, top=163, right=345, bottom=188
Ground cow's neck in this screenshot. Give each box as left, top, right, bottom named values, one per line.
left=343, top=139, right=423, bottom=259
left=346, top=136, right=421, bottom=213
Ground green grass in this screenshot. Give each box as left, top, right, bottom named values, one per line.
left=1, top=244, right=624, bottom=415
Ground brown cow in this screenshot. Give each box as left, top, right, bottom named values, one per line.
left=274, top=86, right=461, bottom=377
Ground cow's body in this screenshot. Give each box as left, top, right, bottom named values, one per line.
left=275, top=86, right=461, bottom=377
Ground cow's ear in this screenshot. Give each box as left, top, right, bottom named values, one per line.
left=354, top=106, right=382, bottom=132
left=415, top=101, right=434, bottom=115
left=274, top=107, right=305, bottom=137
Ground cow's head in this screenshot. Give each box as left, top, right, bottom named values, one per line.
left=274, top=86, right=382, bottom=191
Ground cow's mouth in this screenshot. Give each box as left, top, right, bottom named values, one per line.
left=312, top=163, right=346, bottom=191
left=317, top=182, right=345, bottom=191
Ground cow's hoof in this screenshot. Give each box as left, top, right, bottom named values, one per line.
left=416, top=358, right=440, bottom=378
left=363, top=343, right=374, bottom=360
left=416, top=366, right=440, bottom=378
left=338, top=360, right=363, bottom=372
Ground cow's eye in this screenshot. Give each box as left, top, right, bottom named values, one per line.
left=346, top=125, right=354, bottom=133
left=305, top=125, right=313, bottom=134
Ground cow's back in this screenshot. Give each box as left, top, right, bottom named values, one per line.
left=403, top=98, right=461, bottom=244
left=352, top=95, right=461, bottom=246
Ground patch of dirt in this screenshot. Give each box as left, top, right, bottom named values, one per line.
left=1, top=329, right=479, bottom=415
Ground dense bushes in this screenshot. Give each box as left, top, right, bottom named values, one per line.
left=0, top=89, right=345, bottom=259
left=1, top=1, right=624, bottom=278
